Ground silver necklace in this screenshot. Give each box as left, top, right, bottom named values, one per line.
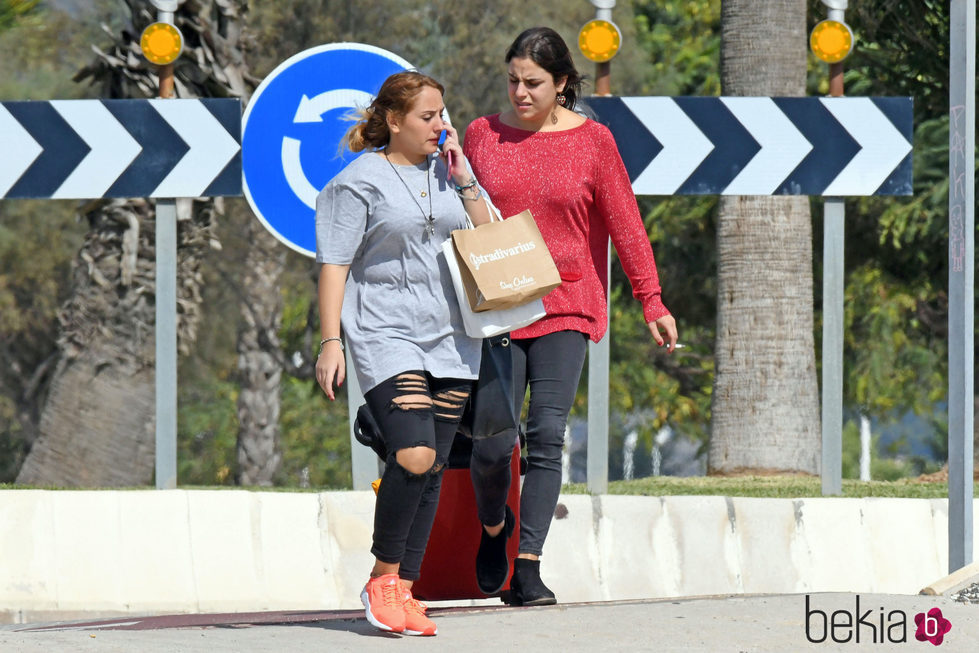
left=384, top=150, right=435, bottom=236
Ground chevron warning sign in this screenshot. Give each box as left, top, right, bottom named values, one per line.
left=582, top=96, right=913, bottom=196
left=0, top=98, right=241, bottom=199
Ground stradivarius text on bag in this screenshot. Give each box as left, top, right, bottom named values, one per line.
left=469, top=241, right=538, bottom=270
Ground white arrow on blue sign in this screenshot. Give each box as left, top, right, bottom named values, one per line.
left=242, top=43, right=415, bottom=257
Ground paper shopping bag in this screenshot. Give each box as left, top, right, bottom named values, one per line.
left=450, top=210, right=561, bottom=312
left=442, top=236, right=546, bottom=338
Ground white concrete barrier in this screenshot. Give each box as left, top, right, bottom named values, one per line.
left=0, top=490, right=974, bottom=624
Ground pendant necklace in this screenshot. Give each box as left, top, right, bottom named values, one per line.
left=384, top=150, right=435, bottom=236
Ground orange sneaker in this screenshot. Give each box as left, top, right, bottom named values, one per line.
left=401, top=583, right=437, bottom=636
left=361, top=573, right=406, bottom=633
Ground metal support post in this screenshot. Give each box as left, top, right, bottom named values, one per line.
left=821, top=198, right=844, bottom=495
left=947, top=0, right=975, bottom=573
left=587, top=244, right=611, bottom=494
left=819, top=0, right=847, bottom=496
left=591, top=0, right=614, bottom=96
left=155, top=199, right=178, bottom=489
left=153, top=1, right=179, bottom=489
left=585, top=0, right=616, bottom=494
left=587, top=336, right=610, bottom=494
left=595, top=62, right=611, bottom=96
left=345, top=350, right=377, bottom=490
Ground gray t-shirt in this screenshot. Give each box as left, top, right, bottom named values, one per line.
left=315, top=151, right=481, bottom=393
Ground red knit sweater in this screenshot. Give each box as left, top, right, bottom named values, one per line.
left=464, top=114, right=670, bottom=342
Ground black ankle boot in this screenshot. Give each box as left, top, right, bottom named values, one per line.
left=476, top=506, right=515, bottom=594
left=510, top=557, right=556, bottom=606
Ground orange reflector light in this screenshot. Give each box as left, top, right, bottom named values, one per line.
left=141, top=22, right=184, bottom=65
left=578, top=19, right=621, bottom=63
left=810, top=19, right=854, bottom=64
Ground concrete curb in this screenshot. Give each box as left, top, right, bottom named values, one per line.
left=1, top=490, right=976, bottom=624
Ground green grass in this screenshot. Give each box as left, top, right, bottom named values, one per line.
left=561, top=475, right=967, bottom=499
left=3, top=476, right=970, bottom=498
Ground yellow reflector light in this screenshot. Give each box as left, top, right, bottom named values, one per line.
left=578, top=19, right=621, bottom=63
left=810, top=19, right=854, bottom=63
left=140, top=22, right=184, bottom=65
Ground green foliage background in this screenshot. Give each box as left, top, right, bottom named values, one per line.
left=0, top=0, right=956, bottom=485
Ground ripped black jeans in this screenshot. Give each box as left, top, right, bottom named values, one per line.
left=365, top=370, right=471, bottom=581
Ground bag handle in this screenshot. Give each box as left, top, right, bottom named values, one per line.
left=464, top=191, right=503, bottom=229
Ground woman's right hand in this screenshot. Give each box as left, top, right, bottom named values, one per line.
left=315, top=344, right=346, bottom=400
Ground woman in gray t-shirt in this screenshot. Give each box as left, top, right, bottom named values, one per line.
left=314, top=71, right=491, bottom=636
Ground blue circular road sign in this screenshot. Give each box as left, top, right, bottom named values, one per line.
left=242, top=43, right=414, bottom=257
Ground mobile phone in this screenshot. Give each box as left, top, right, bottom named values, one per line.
left=438, top=129, right=453, bottom=179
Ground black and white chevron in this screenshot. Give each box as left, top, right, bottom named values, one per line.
left=583, top=96, right=913, bottom=196
left=0, top=99, right=242, bottom=199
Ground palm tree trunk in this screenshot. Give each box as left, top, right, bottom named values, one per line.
left=16, top=347, right=156, bottom=486
left=17, top=198, right=216, bottom=486
left=708, top=0, right=820, bottom=474
left=235, top=215, right=285, bottom=485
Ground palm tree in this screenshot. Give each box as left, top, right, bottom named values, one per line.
left=233, top=211, right=286, bottom=486
left=708, top=0, right=820, bottom=474
left=16, top=0, right=285, bottom=486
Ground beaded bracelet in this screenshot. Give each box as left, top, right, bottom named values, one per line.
left=318, top=337, right=344, bottom=356
left=454, top=177, right=481, bottom=201
left=453, top=178, right=478, bottom=192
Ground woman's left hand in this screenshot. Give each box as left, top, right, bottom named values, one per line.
left=439, top=123, right=469, bottom=184
left=315, top=344, right=345, bottom=401
left=648, top=314, right=678, bottom=353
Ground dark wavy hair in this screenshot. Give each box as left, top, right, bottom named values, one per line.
left=505, top=27, right=583, bottom=110
left=342, top=71, right=445, bottom=152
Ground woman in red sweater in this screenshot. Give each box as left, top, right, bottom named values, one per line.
left=463, top=26, right=678, bottom=605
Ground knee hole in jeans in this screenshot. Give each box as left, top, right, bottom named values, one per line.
left=395, top=446, right=437, bottom=476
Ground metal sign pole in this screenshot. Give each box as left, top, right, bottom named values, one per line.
left=345, top=350, right=376, bottom=490
left=584, top=0, right=617, bottom=495
left=821, top=197, right=844, bottom=495
left=947, top=0, right=975, bottom=573
left=820, top=1, right=848, bottom=496
left=153, top=1, right=180, bottom=489
left=155, top=197, right=177, bottom=489
left=587, top=246, right=611, bottom=494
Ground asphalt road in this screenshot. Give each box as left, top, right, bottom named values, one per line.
left=2, top=592, right=978, bottom=652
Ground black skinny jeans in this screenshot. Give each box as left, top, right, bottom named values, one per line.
left=470, top=330, right=588, bottom=556
left=365, top=371, right=470, bottom=581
